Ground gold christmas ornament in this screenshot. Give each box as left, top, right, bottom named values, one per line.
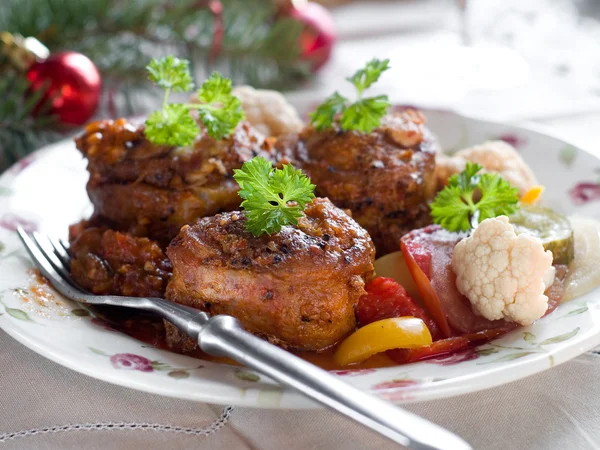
left=0, top=32, right=49, bottom=71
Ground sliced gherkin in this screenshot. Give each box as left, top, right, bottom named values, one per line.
left=509, top=204, right=574, bottom=265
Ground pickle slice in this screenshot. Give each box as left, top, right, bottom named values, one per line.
left=510, top=205, right=574, bottom=265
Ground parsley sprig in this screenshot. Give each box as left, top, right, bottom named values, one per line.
left=144, top=56, right=244, bottom=146
left=309, top=58, right=391, bottom=133
left=233, top=157, right=316, bottom=236
left=430, top=162, right=520, bottom=232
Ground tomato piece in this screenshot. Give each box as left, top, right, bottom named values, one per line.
left=334, top=317, right=432, bottom=366
left=357, top=277, right=443, bottom=340
left=373, top=251, right=421, bottom=301
left=401, top=226, right=512, bottom=334
left=400, top=229, right=452, bottom=337
left=387, top=337, right=469, bottom=364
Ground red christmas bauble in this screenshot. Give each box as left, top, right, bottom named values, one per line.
left=26, top=51, right=101, bottom=126
left=288, top=1, right=336, bottom=72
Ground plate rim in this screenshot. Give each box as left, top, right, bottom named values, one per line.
left=1, top=107, right=599, bottom=409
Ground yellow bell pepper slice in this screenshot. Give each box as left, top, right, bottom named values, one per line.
left=521, top=185, right=545, bottom=205
left=334, top=317, right=432, bottom=366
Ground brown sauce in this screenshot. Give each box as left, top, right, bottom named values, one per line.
left=90, top=305, right=396, bottom=371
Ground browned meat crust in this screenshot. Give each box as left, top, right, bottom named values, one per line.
left=164, top=197, right=375, bottom=352
left=275, top=110, right=438, bottom=256
left=69, top=220, right=171, bottom=298
left=76, top=118, right=275, bottom=244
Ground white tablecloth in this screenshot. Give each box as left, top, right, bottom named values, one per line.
left=3, top=2, right=600, bottom=449
left=2, top=330, right=600, bottom=450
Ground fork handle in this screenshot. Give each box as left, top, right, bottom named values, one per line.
left=197, top=315, right=471, bottom=450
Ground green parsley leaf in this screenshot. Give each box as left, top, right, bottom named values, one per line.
left=198, top=105, right=242, bottom=141
left=145, top=104, right=200, bottom=146
left=146, top=56, right=194, bottom=92
left=197, top=72, right=234, bottom=104
left=340, top=96, right=390, bottom=133
left=429, top=185, right=473, bottom=232
left=309, top=58, right=391, bottom=133
left=346, top=58, right=391, bottom=95
left=476, top=173, right=520, bottom=221
left=196, top=73, right=245, bottom=140
left=144, top=58, right=245, bottom=146
left=450, top=161, right=482, bottom=192
left=233, top=157, right=316, bottom=236
left=430, top=162, right=519, bottom=232
left=309, top=92, right=348, bottom=131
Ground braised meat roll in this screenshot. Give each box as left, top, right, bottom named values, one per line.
left=164, top=198, right=375, bottom=352
left=275, top=109, right=438, bottom=255
left=76, top=118, right=275, bottom=245
left=69, top=220, right=171, bottom=298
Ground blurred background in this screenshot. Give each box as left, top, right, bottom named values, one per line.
left=1, top=0, right=600, bottom=171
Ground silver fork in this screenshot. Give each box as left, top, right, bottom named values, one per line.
left=17, top=227, right=471, bottom=450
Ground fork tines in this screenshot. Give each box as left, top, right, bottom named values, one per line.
left=16, top=227, right=86, bottom=301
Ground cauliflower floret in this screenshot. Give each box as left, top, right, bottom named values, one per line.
left=436, top=141, right=537, bottom=196
left=452, top=216, right=554, bottom=326
left=232, top=86, right=303, bottom=137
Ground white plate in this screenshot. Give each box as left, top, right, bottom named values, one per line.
left=1, top=109, right=600, bottom=409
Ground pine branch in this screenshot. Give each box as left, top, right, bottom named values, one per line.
left=0, top=0, right=312, bottom=171
left=0, top=0, right=308, bottom=89
left=0, top=70, right=59, bottom=171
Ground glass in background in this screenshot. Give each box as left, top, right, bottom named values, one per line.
left=454, top=0, right=529, bottom=91
left=459, top=0, right=600, bottom=97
